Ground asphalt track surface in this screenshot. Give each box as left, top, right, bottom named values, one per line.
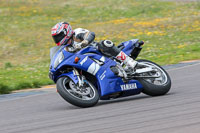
left=0, top=61, right=200, bottom=133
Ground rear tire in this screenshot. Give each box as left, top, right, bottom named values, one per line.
left=56, top=76, right=99, bottom=108
left=137, top=59, right=171, bottom=96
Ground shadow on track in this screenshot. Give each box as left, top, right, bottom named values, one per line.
left=97, top=92, right=175, bottom=106
left=97, top=95, right=150, bottom=106
left=51, top=92, right=175, bottom=110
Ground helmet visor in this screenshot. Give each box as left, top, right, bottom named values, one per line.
left=52, top=31, right=66, bottom=43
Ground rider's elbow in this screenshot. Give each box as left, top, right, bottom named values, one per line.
left=87, top=32, right=95, bottom=43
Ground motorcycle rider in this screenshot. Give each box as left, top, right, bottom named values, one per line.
left=51, top=22, right=138, bottom=71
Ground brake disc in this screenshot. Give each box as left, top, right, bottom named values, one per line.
left=69, top=81, right=91, bottom=95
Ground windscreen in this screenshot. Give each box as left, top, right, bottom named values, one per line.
left=50, top=46, right=64, bottom=60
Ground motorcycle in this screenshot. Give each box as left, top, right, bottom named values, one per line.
left=49, top=39, right=171, bottom=108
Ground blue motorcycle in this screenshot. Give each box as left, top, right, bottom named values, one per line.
left=49, top=39, right=171, bottom=107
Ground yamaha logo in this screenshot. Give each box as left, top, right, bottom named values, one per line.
left=120, top=83, right=137, bottom=91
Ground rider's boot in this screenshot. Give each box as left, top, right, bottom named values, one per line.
left=116, top=51, right=138, bottom=73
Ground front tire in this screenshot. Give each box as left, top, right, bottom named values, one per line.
left=137, top=59, right=171, bottom=96
left=56, top=76, right=99, bottom=108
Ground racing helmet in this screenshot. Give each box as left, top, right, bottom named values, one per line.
left=51, top=22, right=74, bottom=46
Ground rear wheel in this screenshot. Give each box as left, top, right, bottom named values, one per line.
left=56, top=76, right=99, bottom=108
left=136, top=59, right=171, bottom=96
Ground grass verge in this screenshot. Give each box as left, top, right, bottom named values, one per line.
left=0, top=0, right=199, bottom=94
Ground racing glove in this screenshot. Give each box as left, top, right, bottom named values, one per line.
left=74, top=40, right=89, bottom=50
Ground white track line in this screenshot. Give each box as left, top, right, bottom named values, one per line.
left=167, top=62, right=200, bottom=72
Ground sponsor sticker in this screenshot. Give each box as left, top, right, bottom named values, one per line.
left=120, top=83, right=137, bottom=91
left=100, top=70, right=106, bottom=80
left=117, top=51, right=126, bottom=61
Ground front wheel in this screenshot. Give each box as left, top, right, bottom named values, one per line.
left=56, top=76, right=99, bottom=108
left=136, top=59, right=171, bottom=96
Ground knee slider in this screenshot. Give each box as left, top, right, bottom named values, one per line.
left=102, top=40, right=114, bottom=48
left=98, top=40, right=120, bottom=57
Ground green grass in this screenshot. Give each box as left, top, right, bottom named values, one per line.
left=0, top=0, right=200, bottom=94
left=0, top=62, right=52, bottom=94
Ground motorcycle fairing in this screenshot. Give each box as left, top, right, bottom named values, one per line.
left=96, top=61, right=143, bottom=96
left=57, top=71, right=79, bottom=84
left=120, top=39, right=139, bottom=56
left=50, top=39, right=143, bottom=97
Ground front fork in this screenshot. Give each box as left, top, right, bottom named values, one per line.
left=73, top=68, right=85, bottom=87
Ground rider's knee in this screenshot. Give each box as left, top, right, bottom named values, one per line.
left=98, top=40, right=120, bottom=56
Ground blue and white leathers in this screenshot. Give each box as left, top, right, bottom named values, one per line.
left=49, top=39, right=143, bottom=100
